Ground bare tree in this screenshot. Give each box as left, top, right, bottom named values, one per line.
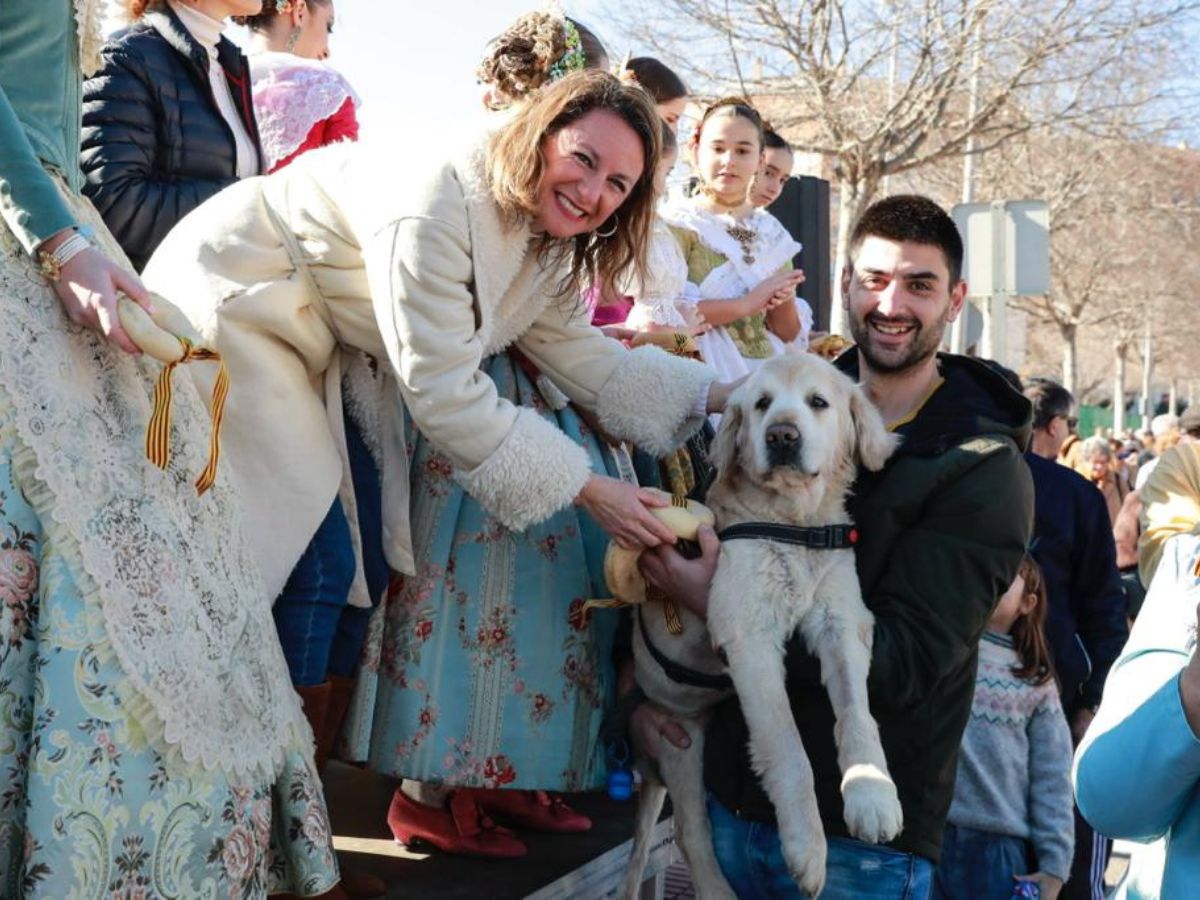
left=605, top=0, right=1198, bottom=334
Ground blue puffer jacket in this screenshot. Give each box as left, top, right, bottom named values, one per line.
left=1025, top=452, right=1129, bottom=714
left=80, top=5, right=262, bottom=270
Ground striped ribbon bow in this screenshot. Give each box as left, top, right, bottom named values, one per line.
left=146, top=337, right=229, bottom=495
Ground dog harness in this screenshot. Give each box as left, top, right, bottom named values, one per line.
left=640, top=522, right=860, bottom=691
left=717, top=522, right=859, bottom=549
left=638, top=609, right=734, bottom=691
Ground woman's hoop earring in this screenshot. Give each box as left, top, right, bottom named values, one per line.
left=595, top=217, right=619, bottom=239
left=285, top=27, right=302, bottom=52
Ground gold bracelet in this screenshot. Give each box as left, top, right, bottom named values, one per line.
left=37, top=231, right=91, bottom=283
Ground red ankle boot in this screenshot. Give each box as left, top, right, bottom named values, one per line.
left=387, top=788, right=527, bottom=859
left=463, top=789, right=593, bottom=833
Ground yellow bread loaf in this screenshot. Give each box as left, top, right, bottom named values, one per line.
left=116, top=293, right=203, bottom=363
left=602, top=491, right=716, bottom=603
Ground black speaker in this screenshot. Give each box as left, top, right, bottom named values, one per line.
left=768, top=176, right=831, bottom=332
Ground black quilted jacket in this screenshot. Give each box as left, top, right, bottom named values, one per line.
left=81, top=6, right=262, bottom=270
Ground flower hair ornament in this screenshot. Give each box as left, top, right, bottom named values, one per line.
left=270, top=0, right=297, bottom=12
left=547, top=18, right=587, bottom=82
left=615, top=50, right=638, bottom=86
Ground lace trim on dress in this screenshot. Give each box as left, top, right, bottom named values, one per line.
left=620, top=217, right=691, bottom=331
left=74, top=0, right=105, bottom=77
left=663, top=203, right=800, bottom=289
left=250, top=53, right=361, bottom=171
left=0, top=180, right=309, bottom=784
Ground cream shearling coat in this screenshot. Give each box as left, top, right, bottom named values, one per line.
left=144, top=139, right=713, bottom=608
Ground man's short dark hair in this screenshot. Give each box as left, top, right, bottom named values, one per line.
left=848, top=195, right=964, bottom=284
left=1024, top=377, right=1074, bottom=431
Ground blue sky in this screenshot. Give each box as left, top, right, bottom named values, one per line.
left=327, top=0, right=617, bottom=147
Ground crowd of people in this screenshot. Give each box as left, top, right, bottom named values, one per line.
left=1, top=2, right=1197, bottom=899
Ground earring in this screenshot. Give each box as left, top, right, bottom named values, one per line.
left=595, top=216, right=619, bottom=239
left=285, top=27, right=302, bottom=52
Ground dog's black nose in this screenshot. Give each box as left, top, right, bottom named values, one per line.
left=765, top=422, right=801, bottom=445
left=765, top=422, right=803, bottom=468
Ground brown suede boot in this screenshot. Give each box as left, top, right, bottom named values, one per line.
left=295, top=681, right=333, bottom=756
left=322, top=675, right=356, bottom=769
left=311, top=677, right=387, bottom=899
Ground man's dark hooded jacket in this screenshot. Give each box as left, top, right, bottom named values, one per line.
left=704, top=351, right=1035, bottom=863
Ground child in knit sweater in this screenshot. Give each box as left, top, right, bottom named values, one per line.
left=933, top=555, right=1075, bottom=900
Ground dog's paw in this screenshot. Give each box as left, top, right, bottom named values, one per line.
left=841, top=765, right=904, bottom=844
left=781, top=833, right=826, bottom=898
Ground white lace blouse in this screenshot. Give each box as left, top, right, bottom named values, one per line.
left=618, top=216, right=696, bottom=330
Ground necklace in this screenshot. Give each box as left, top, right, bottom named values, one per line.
left=699, top=183, right=745, bottom=211
left=724, top=220, right=757, bottom=266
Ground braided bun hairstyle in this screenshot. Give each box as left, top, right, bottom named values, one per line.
left=476, top=13, right=607, bottom=106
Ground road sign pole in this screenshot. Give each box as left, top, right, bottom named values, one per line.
left=982, top=201, right=1008, bottom=363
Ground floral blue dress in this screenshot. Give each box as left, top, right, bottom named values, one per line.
left=0, top=418, right=339, bottom=898
left=345, top=354, right=622, bottom=792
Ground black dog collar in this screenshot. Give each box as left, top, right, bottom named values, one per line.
left=717, top=522, right=859, bottom=550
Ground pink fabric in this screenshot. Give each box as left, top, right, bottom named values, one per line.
left=270, top=97, right=359, bottom=173
left=249, top=53, right=361, bottom=171
left=584, top=282, right=633, bottom=326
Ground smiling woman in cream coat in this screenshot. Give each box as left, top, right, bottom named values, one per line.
left=145, top=71, right=723, bottom=857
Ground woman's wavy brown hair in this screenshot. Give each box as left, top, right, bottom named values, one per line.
left=1010, top=554, right=1057, bottom=687
left=476, top=13, right=608, bottom=108
left=488, top=69, right=661, bottom=299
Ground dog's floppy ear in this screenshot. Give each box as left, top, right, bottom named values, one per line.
left=709, top=385, right=747, bottom=479
left=850, top=384, right=899, bottom=471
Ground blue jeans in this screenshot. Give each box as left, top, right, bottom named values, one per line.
left=274, top=413, right=386, bottom=686
left=932, top=823, right=1031, bottom=900
left=707, top=793, right=934, bottom=900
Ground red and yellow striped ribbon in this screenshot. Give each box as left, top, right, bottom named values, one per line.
left=146, top=337, right=229, bottom=495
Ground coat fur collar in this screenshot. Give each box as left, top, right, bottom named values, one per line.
left=452, top=139, right=573, bottom=355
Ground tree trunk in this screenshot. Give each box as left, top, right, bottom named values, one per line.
left=1113, top=343, right=1127, bottom=435
left=1061, top=322, right=1078, bottom=398
left=831, top=179, right=867, bottom=337
left=1141, top=322, right=1153, bottom=430
left=1169, top=377, right=1178, bottom=415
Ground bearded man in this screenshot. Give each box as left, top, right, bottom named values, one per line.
left=636, top=195, right=1037, bottom=898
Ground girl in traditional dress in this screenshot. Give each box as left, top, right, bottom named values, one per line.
left=235, top=0, right=362, bottom=173
left=664, top=99, right=812, bottom=384
left=142, top=71, right=731, bottom=859
left=621, top=125, right=706, bottom=337
left=0, top=2, right=338, bottom=897
left=750, top=128, right=796, bottom=209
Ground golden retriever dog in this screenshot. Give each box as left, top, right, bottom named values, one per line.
left=622, top=352, right=904, bottom=899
